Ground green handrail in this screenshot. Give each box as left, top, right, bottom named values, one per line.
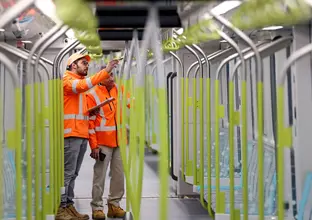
left=230, top=67, right=248, bottom=220
left=25, top=84, right=33, bottom=219
left=256, top=80, right=265, bottom=219
left=34, top=82, right=41, bottom=218
left=185, top=77, right=192, bottom=176
left=16, top=88, right=23, bottom=220
left=41, top=82, right=48, bottom=219
left=206, top=71, right=212, bottom=217
left=214, top=79, right=225, bottom=213
left=192, top=73, right=198, bottom=185
left=55, top=0, right=98, bottom=30
left=118, top=75, right=136, bottom=214
left=180, top=74, right=185, bottom=180
left=48, top=79, right=55, bottom=214
left=275, top=43, right=312, bottom=220
left=0, top=90, right=2, bottom=220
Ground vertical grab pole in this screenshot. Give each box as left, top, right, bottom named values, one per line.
left=0, top=43, right=51, bottom=217
left=25, top=23, right=64, bottom=219
left=118, top=33, right=137, bottom=215
left=150, top=7, right=170, bottom=220
left=132, top=8, right=168, bottom=217
left=210, top=12, right=264, bottom=219
left=169, top=51, right=184, bottom=181
left=166, top=72, right=174, bottom=177
left=0, top=42, right=52, bottom=218
left=0, top=53, right=21, bottom=220
left=0, top=62, right=2, bottom=220
left=184, top=45, right=202, bottom=185
left=56, top=40, right=80, bottom=206
left=183, top=49, right=225, bottom=181
left=277, top=43, right=312, bottom=220
left=185, top=67, right=193, bottom=178
left=52, top=39, right=79, bottom=214
left=229, top=37, right=293, bottom=219
left=133, top=29, right=145, bottom=218
left=116, top=42, right=131, bottom=211
left=212, top=28, right=245, bottom=219
left=192, top=44, right=214, bottom=216
left=215, top=29, right=246, bottom=220
left=214, top=43, right=258, bottom=214
left=34, top=26, right=69, bottom=219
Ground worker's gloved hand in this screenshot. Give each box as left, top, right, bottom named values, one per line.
left=105, top=60, right=119, bottom=73
left=90, top=148, right=100, bottom=160
left=89, top=108, right=100, bottom=116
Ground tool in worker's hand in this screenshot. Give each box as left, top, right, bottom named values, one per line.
left=87, top=97, right=115, bottom=113
left=90, top=149, right=106, bottom=161
left=99, top=149, right=106, bottom=161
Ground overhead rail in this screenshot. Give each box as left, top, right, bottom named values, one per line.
left=19, top=48, right=54, bottom=66
left=0, top=43, right=51, bottom=80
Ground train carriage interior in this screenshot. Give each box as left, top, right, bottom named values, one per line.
left=1, top=0, right=312, bottom=220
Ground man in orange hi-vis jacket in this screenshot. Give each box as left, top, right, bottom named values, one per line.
left=86, top=70, right=131, bottom=220
left=56, top=53, right=119, bottom=220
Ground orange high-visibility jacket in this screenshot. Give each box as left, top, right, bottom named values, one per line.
left=87, top=84, right=130, bottom=149
left=63, top=70, right=111, bottom=139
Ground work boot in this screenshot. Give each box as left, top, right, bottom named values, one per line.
left=55, top=207, right=76, bottom=220
left=107, top=204, right=126, bottom=218
left=92, top=210, right=106, bottom=220
left=67, top=204, right=89, bottom=219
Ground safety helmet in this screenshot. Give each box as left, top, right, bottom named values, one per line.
left=67, top=53, right=91, bottom=67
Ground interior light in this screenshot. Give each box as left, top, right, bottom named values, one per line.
left=0, top=29, right=4, bottom=32
left=262, top=26, right=283, bottom=30
left=220, top=40, right=227, bottom=43
left=21, top=41, right=32, bottom=44
left=65, top=29, right=76, bottom=39
left=203, top=1, right=242, bottom=19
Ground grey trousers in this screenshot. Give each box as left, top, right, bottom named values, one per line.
left=90, top=146, right=124, bottom=210
left=61, top=137, right=88, bottom=207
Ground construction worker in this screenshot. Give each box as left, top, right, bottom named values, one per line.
left=56, top=53, right=119, bottom=220
left=86, top=70, right=130, bottom=220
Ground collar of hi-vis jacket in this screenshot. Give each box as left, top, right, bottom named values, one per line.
left=65, top=70, right=85, bottom=79
left=98, top=83, right=117, bottom=93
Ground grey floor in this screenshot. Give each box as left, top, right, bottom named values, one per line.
left=73, top=147, right=212, bottom=220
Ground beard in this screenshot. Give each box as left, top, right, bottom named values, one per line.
left=78, top=67, right=88, bottom=76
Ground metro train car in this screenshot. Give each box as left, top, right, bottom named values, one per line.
left=1, top=0, right=312, bottom=220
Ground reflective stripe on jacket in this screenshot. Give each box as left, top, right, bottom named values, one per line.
left=63, top=70, right=110, bottom=138
left=87, top=84, right=130, bottom=149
